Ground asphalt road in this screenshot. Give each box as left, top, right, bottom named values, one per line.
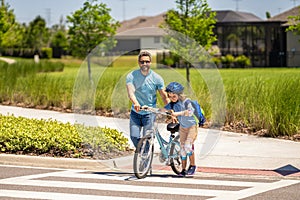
left=0, top=164, right=300, bottom=200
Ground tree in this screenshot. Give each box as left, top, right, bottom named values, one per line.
left=67, top=0, right=119, bottom=80
left=24, top=16, right=50, bottom=54
left=1, top=22, right=25, bottom=48
left=50, top=16, right=68, bottom=58
left=286, top=8, right=300, bottom=38
left=50, top=30, right=68, bottom=58
left=0, top=0, right=16, bottom=48
left=161, top=0, right=217, bottom=83
left=266, top=11, right=271, bottom=19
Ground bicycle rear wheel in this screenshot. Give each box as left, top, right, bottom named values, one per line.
left=133, top=135, right=154, bottom=179
left=170, top=135, right=182, bottom=175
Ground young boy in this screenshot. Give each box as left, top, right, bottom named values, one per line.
left=164, top=82, right=198, bottom=176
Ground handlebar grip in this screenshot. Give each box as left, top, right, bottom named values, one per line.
left=166, top=111, right=172, bottom=115
left=140, top=106, right=148, bottom=110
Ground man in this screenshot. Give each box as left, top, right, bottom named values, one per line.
left=126, top=50, right=169, bottom=148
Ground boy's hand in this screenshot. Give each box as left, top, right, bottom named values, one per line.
left=172, top=116, right=178, bottom=123
left=169, top=110, right=178, bottom=123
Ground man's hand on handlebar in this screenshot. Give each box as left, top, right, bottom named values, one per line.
left=139, top=106, right=178, bottom=122
left=134, top=103, right=141, bottom=112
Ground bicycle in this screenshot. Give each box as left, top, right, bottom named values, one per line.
left=133, top=106, right=183, bottom=179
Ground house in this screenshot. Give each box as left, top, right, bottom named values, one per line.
left=214, top=11, right=284, bottom=67
left=114, top=8, right=300, bottom=67
left=268, top=6, right=300, bottom=67
left=114, top=13, right=167, bottom=54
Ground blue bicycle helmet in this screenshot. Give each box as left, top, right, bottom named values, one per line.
left=165, top=82, right=184, bottom=94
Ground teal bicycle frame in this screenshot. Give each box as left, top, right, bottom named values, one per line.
left=133, top=106, right=182, bottom=179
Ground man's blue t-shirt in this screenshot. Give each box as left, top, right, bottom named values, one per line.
left=126, top=69, right=164, bottom=115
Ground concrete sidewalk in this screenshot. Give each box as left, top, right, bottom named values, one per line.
left=1, top=105, right=300, bottom=177
left=0, top=57, right=16, bottom=64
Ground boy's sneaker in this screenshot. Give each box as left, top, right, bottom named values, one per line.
left=178, top=169, right=186, bottom=177
left=187, top=165, right=197, bottom=176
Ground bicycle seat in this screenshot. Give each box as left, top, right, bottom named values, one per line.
left=167, top=122, right=180, bottom=133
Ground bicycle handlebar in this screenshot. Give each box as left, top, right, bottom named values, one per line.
left=140, top=106, right=172, bottom=116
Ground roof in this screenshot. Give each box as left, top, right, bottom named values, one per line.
left=268, top=6, right=300, bottom=26
left=117, top=13, right=166, bottom=34
left=117, top=27, right=165, bottom=37
left=116, top=10, right=263, bottom=36
left=215, top=10, right=262, bottom=22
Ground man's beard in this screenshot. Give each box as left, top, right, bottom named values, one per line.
left=141, top=65, right=150, bottom=72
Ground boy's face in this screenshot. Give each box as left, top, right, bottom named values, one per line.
left=168, top=92, right=178, bottom=102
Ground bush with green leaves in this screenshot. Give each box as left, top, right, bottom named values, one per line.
left=221, top=54, right=235, bottom=68
left=162, top=57, right=175, bottom=66
left=235, top=55, right=251, bottom=68
left=41, top=47, right=53, bottom=59
left=0, top=114, right=129, bottom=158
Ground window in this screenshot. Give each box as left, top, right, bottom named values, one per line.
left=154, top=37, right=160, bottom=43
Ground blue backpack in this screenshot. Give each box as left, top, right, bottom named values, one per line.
left=184, top=99, right=206, bottom=127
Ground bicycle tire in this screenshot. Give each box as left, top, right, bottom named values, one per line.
left=133, top=135, right=154, bottom=179
left=170, top=135, right=183, bottom=175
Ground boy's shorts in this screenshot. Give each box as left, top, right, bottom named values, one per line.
left=179, top=125, right=198, bottom=145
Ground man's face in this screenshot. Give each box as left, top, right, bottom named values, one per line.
left=139, top=56, right=151, bottom=72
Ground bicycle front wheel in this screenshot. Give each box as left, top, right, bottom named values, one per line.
left=133, top=135, right=154, bottom=179
left=170, top=135, right=182, bottom=175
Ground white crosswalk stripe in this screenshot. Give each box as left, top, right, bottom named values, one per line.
left=0, top=167, right=299, bottom=200
left=0, top=190, right=153, bottom=200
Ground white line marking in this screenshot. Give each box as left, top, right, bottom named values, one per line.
left=209, top=179, right=300, bottom=200
left=0, top=170, right=78, bottom=182
left=51, top=170, right=267, bottom=187
left=0, top=190, right=154, bottom=200
left=1, top=178, right=234, bottom=197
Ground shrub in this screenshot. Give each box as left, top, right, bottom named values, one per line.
left=162, top=57, right=175, bottom=66
left=41, top=47, right=53, bottom=59
left=235, top=55, right=251, bottom=68
left=211, top=56, right=222, bottom=68
left=0, top=114, right=129, bottom=157
left=221, top=54, right=235, bottom=68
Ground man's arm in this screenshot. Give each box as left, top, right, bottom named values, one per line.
left=126, top=84, right=140, bottom=112
left=158, top=89, right=170, bottom=105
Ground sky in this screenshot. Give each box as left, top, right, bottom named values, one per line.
left=5, top=0, right=299, bottom=26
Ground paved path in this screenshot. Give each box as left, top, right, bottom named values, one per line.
left=0, top=57, right=16, bottom=64
left=0, top=105, right=300, bottom=177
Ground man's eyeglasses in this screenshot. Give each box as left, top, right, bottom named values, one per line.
left=139, top=60, right=150, bottom=64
